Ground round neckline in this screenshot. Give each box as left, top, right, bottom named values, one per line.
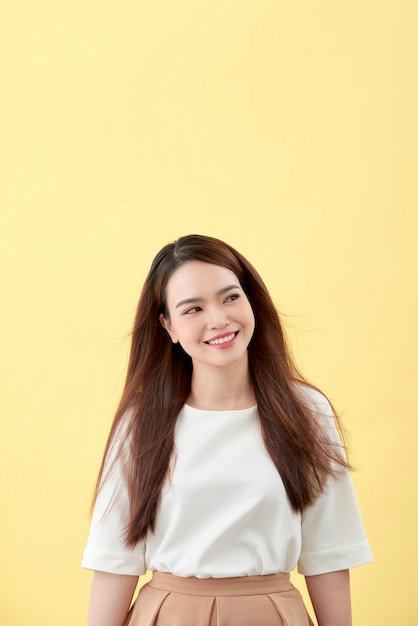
left=184, top=403, right=257, bottom=414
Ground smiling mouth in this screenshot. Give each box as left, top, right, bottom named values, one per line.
left=205, top=332, right=238, bottom=346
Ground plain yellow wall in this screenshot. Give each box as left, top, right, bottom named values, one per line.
left=1, top=1, right=417, bottom=624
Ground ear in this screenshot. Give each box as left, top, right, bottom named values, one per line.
left=159, top=313, right=179, bottom=343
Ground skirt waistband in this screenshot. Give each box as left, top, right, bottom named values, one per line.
left=149, top=572, right=292, bottom=596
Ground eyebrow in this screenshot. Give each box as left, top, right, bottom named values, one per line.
left=175, top=284, right=241, bottom=309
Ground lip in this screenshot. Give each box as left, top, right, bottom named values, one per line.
left=204, top=331, right=239, bottom=348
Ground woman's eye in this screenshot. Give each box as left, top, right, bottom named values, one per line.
left=184, top=306, right=202, bottom=314
left=225, top=294, right=240, bottom=303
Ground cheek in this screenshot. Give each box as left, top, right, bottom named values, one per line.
left=249, top=314, right=256, bottom=336
left=247, top=311, right=256, bottom=340
left=244, top=302, right=256, bottom=327
left=173, top=319, right=197, bottom=342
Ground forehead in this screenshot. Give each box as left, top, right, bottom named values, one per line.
left=165, top=261, right=240, bottom=300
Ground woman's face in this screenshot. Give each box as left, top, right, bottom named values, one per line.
left=160, top=261, right=255, bottom=372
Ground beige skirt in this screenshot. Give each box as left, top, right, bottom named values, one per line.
left=124, top=572, right=314, bottom=626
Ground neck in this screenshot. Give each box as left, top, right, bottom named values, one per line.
left=187, top=360, right=256, bottom=411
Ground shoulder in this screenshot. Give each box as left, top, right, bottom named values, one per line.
left=293, top=383, right=344, bottom=449
left=293, top=382, right=333, bottom=414
left=103, top=409, right=135, bottom=473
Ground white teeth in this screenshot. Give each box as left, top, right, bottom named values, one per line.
left=208, top=333, right=236, bottom=345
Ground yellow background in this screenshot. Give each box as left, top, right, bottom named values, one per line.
left=1, top=1, right=417, bottom=624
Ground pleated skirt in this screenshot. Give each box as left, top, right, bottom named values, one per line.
left=124, top=572, right=314, bottom=626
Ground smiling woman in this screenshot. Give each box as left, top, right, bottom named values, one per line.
left=159, top=262, right=256, bottom=390
left=82, top=234, right=372, bottom=626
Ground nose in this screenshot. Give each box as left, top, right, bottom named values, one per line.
left=206, top=305, right=229, bottom=329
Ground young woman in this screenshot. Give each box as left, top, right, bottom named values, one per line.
left=82, top=234, right=372, bottom=626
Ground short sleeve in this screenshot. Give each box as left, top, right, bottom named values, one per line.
left=297, top=390, right=373, bottom=576
left=81, top=429, right=147, bottom=576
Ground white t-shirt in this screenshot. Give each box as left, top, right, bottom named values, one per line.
left=82, top=387, right=372, bottom=578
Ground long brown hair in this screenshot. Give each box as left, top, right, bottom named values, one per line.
left=94, top=234, right=348, bottom=547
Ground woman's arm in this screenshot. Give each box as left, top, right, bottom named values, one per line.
left=87, top=571, right=139, bottom=626
left=305, top=569, right=352, bottom=626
